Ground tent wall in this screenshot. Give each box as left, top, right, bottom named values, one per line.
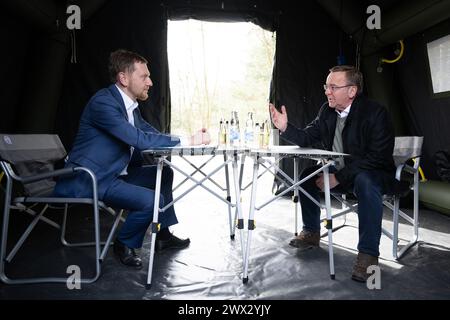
left=1, top=0, right=449, bottom=180
left=0, top=4, right=69, bottom=135
left=0, top=0, right=107, bottom=137
left=0, top=10, right=30, bottom=133
left=395, top=19, right=450, bottom=180
left=361, top=8, right=450, bottom=181
left=165, top=0, right=278, bottom=31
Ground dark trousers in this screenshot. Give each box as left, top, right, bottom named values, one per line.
left=103, top=165, right=177, bottom=248
left=299, top=165, right=385, bottom=257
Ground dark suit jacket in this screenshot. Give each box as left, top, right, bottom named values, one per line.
left=54, top=84, right=180, bottom=199
left=281, top=95, right=396, bottom=191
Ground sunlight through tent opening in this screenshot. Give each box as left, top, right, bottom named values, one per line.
left=168, top=19, right=276, bottom=143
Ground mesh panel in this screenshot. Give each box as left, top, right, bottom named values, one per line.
left=0, top=134, right=67, bottom=196
left=0, top=134, right=66, bottom=163
left=393, top=136, right=424, bottom=167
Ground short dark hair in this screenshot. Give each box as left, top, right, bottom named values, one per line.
left=329, top=65, right=363, bottom=95
left=108, top=49, right=148, bottom=83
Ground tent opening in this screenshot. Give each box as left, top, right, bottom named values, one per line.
left=167, top=19, right=276, bottom=143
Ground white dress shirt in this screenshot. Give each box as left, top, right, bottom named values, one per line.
left=336, top=104, right=351, bottom=118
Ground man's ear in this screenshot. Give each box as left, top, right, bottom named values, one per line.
left=348, top=86, right=357, bottom=99
left=118, top=72, right=128, bottom=87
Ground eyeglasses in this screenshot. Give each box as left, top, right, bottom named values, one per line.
left=323, top=84, right=353, bottom=92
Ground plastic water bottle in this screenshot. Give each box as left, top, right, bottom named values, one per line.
left=230, top=111, right=240, bottom=147
left=244, top=112, right=254, bottom=147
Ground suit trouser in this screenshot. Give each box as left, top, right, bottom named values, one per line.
left=299, top=165, right=385, bottom=257
left=103, top=165, right=178, bottom=248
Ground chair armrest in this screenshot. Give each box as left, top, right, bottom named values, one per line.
left=395, top=164, right=405, bottom=181
left=4, top=164, right=100, bottom=205
left=72, top=167, right=99, bottom=203
left=19, top=167, right=75, bottom=184
left=393, top=159, right=420, bottom=197
left=395, top=158, right=420, bottom=181
left=402, top=164, right=417, bottom=175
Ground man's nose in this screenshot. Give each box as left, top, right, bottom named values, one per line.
left=147, top=78, right=153, bottom=87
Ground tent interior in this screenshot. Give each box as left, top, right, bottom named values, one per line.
left=1, top=0, right=450, bottom=301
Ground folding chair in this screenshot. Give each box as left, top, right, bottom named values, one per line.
left=382, top=136, right=423, bottom=259
left=321, top=136, right=423, bottom=261
left=0, top=134, right=123, bottom=284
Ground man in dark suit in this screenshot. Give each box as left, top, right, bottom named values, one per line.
left=269, top=65, right=395, bottom=282
left=54, top=49, right=210, bottom=269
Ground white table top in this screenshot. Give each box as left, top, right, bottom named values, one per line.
left=142, top=144, right=347, bottom=159
left=142, top=145, right=249, bottom=156
left=250, top=145, right=348, bottom=158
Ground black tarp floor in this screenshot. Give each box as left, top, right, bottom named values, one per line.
left=1, top=157, right=450, bottom=300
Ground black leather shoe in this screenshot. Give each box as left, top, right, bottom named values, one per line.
left=156, top=234, right=190, bottom=252
left=113, top=239, right=142, bottom=269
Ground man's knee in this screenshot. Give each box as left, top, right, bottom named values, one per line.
left=299, top=166, right=321, bottom=189
left=141, top=193, right=165, bottom=212
left=300, top=165, right=320, bottom=178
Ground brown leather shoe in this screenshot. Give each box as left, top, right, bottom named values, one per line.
left=289, top=230, right=320, bottom=251
left=351, top=252, right=378, bottom=282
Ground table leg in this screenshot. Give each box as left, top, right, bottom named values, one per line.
left=242, top=156, right=259, bottom=284
left=146, top=157, right=164, bottom=289
left=223, top=153, right=235, bottom=240
left=231, top=153, right=246, bottom=279
left=293, top=157, right=299, bottom=236
left=322, top=164, right=335, bottom=280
